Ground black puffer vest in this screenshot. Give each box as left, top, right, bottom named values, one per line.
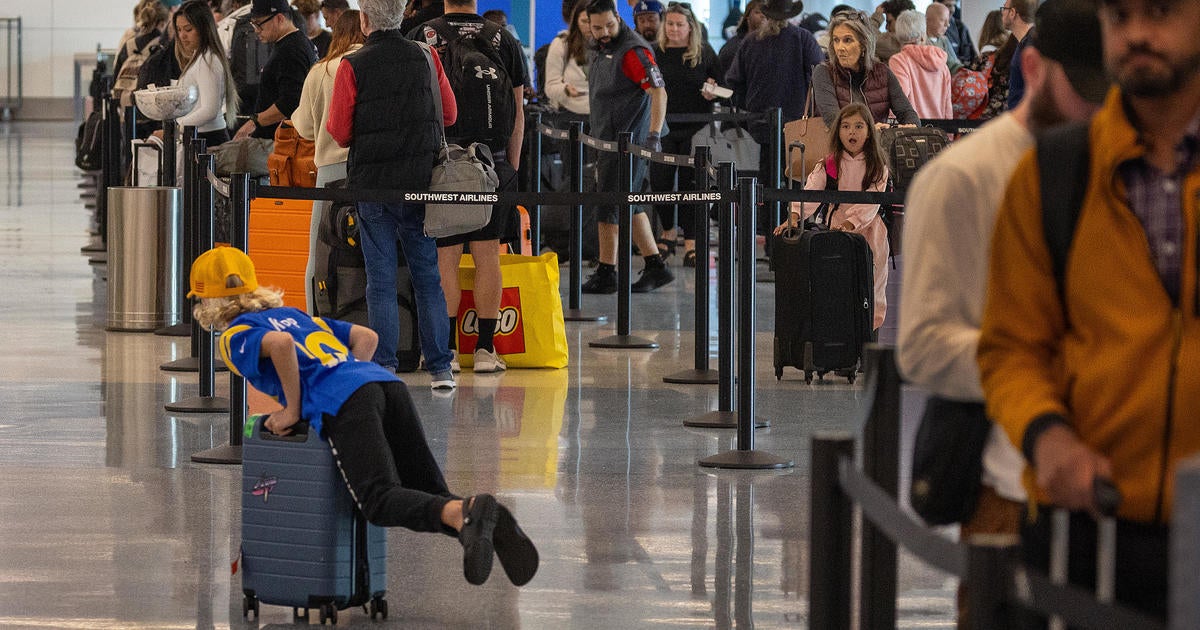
left=588, top=24, right=655, bottom=142
left=343, top=30, right=441, bottom=191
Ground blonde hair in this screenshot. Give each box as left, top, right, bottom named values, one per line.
left=658, top=5, right=703, bottom=68
left=193, top=286, right=285, bottom=331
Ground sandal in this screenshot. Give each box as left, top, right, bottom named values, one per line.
left=682, top=250, right=697, bottom=267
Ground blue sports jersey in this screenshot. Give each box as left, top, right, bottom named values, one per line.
left=218, top=307, right=398, bottom=434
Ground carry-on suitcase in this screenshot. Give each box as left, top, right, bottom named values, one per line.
left=241, top=415, right=389, bottom=624
left=771, top=225, right=874, bottom=384
left=1045, top=480, right=1121, bottom=629
left=249, top=197, right=312, bottom=310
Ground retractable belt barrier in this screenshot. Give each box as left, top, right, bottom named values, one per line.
left=809, top=346, right=1170, bottom=630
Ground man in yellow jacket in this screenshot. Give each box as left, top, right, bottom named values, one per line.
left=978, top=0, right=1200, bottom=621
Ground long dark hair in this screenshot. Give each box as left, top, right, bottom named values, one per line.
left=174, top=0, right=240, bottom=127
left=566, top=0, right=591, bottom=67
left=321, top=10, right=364, bottom=72
left=829, top=103, right=887, bottom=191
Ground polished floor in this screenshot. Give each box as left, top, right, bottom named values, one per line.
left=0, top=122, right=956, bottom=629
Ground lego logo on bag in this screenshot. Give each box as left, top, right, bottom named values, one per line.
left=461, top=307, right=521, bottom=335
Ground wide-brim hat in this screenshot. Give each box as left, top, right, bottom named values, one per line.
left=761, top=0, right=804, bottom=21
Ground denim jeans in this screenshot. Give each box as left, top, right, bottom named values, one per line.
left=356, top=201, right=453, bottom=374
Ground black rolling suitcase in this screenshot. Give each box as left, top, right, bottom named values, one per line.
left=771, top=223, right=874, bottom=384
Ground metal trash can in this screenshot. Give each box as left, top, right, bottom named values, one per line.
left=106, top=186, right=182, bottom=332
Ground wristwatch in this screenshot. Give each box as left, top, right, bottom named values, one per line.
left=250, top=114, right=261, bottom=129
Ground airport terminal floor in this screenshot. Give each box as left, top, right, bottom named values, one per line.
left=0, top=121, right=955, bottom=628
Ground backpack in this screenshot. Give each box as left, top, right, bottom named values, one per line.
left=231, top=14, right=271, bottom=111
left=1036, top=121, right=1091, bottom=304
left=75, top=110, right=104, bottom=171
left=422, top=19, right=516, bottom=148
left=113, top=34, right=161, bottom=108
left=950, top=66, right=988, bottom=120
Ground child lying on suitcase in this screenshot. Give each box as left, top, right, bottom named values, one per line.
left=189, top=246, right=539, bottom=587
left=773, top=102, right=892, bottom=332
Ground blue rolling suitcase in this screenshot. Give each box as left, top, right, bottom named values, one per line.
left=241, top=415, right=389, bottom=624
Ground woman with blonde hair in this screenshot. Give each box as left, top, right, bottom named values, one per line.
left=650, top=1, right=720, bottom=266
left=292, top=9, right=365, bottom=313
left=162, top=0, right=239, bottom=146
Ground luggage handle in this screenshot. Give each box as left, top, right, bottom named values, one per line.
left=252, top=414, right=312, bottom=443
left=1049, top=477, right=1122, bottom=630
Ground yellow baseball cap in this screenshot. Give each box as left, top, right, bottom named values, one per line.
left=188, top=246, right=259, bottom=298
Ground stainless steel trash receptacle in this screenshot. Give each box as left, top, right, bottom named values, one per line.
left=106, top=186, right=182, bottom=332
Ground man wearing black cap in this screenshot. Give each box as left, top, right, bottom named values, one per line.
left=977, top=0, right=1200, bottom=620
left=232, top=0, right=317, bottom=140
left=898, top=0, right=1106, bottom=624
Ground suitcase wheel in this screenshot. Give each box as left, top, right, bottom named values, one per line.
left=319, top=602, right=338, bottom=625
left=293, top=607, right=310, bottom=623
left=369, top=596, right=389, bottom=620
left=242, top=594, right=259, bottom=620
left=804, top=370, right=813, bottom=385
left=775, top=366, right=783, bottom=380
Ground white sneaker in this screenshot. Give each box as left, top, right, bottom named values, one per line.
left=473, top=348, right=507, bottom=373
left=430, top=370, right=457, bottom=390
left=450, top=350, right=461, bottom=373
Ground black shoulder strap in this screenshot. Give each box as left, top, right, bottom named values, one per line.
left=1036, top=121, right=1090, bottom=301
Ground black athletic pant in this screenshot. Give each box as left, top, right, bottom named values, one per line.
left=323, top=381, right=457, bottom=536
left=649, top=133, right=701, bottom=241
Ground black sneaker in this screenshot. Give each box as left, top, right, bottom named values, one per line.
left=459, top=494, right=499, bottom=585
left=631, top=265, right=674, bottom=293
left=581, top=270, right=617, bottom=294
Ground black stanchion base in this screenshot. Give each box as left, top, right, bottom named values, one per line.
left=589, top=334, right=659, bottom=349
left=663, top=369, right=720, bottom=384
left=683, top=410, right=769, bottom=429
left=154, top=322, right=190, bottom=337
left=756, top=270, right=775, bottom=284
left=190, top=443, right=242, bottom=465
left=160, top=357, right=229, bottom=372
left=564, top=309, right=608, bottom=322
left=88, top=255, right=106, bottom=266
left=698, top=449, right=794, bottom=469
left=80, top=240, right=105, bottom=254
left=164, top=396, right=230, bottom=414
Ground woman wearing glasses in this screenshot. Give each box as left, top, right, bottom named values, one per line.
left=544, top=0, right=591, bottom=114
left=810, top=11, right=919, bottom=129
left=649, top=1, right=719, bottom=266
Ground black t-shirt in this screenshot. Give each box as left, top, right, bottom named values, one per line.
left=311, top=30, right=332, bottom=59
left=412, top=13, right=528, bottom=150
left=254, top=30, right=317, bottom=139
left=653, top=43, right=720, bottom=139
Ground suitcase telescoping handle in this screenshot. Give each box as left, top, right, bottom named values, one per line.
left=1049, top=478, right=1122, bottom=630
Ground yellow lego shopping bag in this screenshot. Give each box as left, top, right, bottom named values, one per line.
left=455, top=252, right=569, bottom=369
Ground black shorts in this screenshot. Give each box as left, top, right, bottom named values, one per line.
left=435, top=156, right=518, bottom=247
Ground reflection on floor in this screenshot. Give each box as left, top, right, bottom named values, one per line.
left=0, top=122, right=956, bottom=628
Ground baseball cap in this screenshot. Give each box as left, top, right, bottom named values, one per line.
left=633, top=0, right=665, bottom=16
left=250, top=0, right=292, bottom=19
left=188, top=247, right=259, bottom=298
left=1032, top=0, right=1109, bottom=104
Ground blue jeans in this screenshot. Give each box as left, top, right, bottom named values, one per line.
left=356, top=201, right=452, bottom=375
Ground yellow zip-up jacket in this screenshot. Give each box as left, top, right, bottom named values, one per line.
left=978, top=89, right=1200, bottom=524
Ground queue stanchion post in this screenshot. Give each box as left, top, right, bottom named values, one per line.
left=685, top=164, right=767, bottom=428
left=528, top=112, right=541, bottom=254
left=165, top=151, right=230, bottom=414
left=964, top=534, right=1021, bottom=630
left=564, top=121, right=606, bottom=322
left=757, top=107, right=782, bottom=283
left=590, top=131, right=657, bottom=349
left=192, top=171, right=249, bottom=464
left=155, top=119, right=191, bottom=337
left=859, top=345, right=900, bottom=630
left=808, top=433, right=855, bottom=630
left=123, top=105, right=136, bottom=175
left=665, top=145, right=718, bottom=384
left=699, top=177, right=789, bottom=467
left=82, top=77, right=113, bottom=255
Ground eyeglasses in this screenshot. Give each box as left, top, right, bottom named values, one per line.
left=251, top=15, right=274, bottom=31
left=999, top=4, right=1013, bottom=11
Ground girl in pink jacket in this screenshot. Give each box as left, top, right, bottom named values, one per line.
left=775, top=103, right=891, bottom=330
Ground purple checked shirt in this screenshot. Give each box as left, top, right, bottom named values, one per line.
left=1117, top=112, right=1200, bottom=305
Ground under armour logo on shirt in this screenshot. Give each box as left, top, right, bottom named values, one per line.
left=474, top=65, right=498, bottom=79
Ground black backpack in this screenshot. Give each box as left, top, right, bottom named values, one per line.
left=423, top=19, right=516, bottom=148
left=231, top=14, right=272, bottom=113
